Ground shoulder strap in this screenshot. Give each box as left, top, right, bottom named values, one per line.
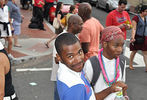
left=119, top=55, right=125, bottom=78
left=89, top=56, right=101, bottom=87
left=143, top=16, right=146, bottom=36
left=136, top=15, right=139, bottom=34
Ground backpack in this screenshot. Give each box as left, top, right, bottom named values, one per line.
left=89, top=55, right=125, bottom=87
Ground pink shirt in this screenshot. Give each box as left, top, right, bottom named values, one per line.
left=78, top=17, right=104, bottom=61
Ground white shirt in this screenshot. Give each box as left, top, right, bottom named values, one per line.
left=50, top=30, right=80, bottom=81
left=84, top=55, right=126, bottom=100
left=0, top=5, right=12, bottom=37
left=50, top=30, right=67, bottom=81
left=0, top=41, right=4, bottom=50
left=0, top=5, right=9, bottom=22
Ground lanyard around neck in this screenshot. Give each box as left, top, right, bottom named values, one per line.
left=98, top=48, right=120, bottom=86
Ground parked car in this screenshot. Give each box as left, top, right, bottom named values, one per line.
left=76, top=0, right=96, bottom=5
left=89, top=0, right=97, bottom=5
left=95, top=0, right=130, bottom=12
left=49, top=0, right=78, bottom=24
left=76, top=0, right=89, bottom=3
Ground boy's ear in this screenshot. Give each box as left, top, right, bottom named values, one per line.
left=103, top=41, right=108, bottom=49
left=56, top=54, right=62, bottom=63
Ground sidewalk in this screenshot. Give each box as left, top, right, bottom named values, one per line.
left=9, top=7, right=55, bottom=65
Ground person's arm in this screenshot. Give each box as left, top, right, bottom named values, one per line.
left=130, top=20, right=137, bottom=43
left=8, top=9, right=14, bottom=32
left=95, top=86, right=112, bottom=100
left=95, top=81, right=128, bottom=100
left=47, top=34, right=57, bottom=44
left=0, top=53, right=6, bottom=100
left=81, top=43, right=89, bottom=54
left=99, top=23, right=104, bottom=41
left=78, top=27, right=90, bottom=54
left=57, top=13, right=64, bottom=28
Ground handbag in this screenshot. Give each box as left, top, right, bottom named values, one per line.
left=53, top=17, right=60, bottom=29
left=135, top=35, right=145, bottom=44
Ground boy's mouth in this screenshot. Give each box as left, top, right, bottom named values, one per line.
left=72, top=61, right=84, bottom=69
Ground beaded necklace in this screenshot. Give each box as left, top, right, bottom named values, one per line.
left=98, top=48, right=120, bottom=86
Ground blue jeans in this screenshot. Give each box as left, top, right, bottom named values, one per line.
left=54, top=82, right=60, bottom=100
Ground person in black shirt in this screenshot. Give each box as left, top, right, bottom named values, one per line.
left=54, top=2, right=64, bottom=34
left=0, top=42, right=18, bottom=100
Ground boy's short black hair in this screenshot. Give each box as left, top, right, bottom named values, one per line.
left=140, top=5, right=147, bottom=13
left=118, top=0, right=127, bottom=5
left=55, top=33, right=79, bottom=56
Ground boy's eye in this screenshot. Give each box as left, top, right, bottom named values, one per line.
left=113, top=45, right=118, bottom=48
left=113, top=44, right=119, bottom=47
left=78, top=49, right=83, bottom=55
left=67, top=55, right=73, bottom=59
left=113, top=44, right=124, bottom=48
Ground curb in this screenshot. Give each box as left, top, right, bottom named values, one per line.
left=11, top=55, right=37, bottom=65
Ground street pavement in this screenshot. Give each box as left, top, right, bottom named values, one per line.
left=12, top=56, right=147, bottom=100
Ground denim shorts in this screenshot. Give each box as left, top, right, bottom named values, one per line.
left=12, top=21, right=21, bottom=35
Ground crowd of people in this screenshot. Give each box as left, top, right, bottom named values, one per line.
left=49, top=0, right=147, bottom=100
left=0, top=0, right=147, bottom=99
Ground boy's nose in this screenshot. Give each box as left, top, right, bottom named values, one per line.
left=74, top=55, right=83, bottom=63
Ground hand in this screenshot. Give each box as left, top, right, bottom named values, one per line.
left=21, top=15, right=24, bottom=19
left=110, top=81, right=128, bottom=93
left=125, top=24, right=131, bottom=30
left=60, top=24, right=64, bottom=29
left=119, top=23, right=125, bottom=29
left=130, top=37, right=135, bottom=43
